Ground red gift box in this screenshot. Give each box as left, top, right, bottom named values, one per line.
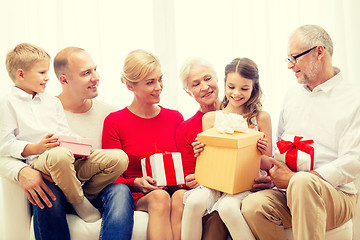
left=141, top=152, right=185, bottom=186
left=57, top=135, right=92, bottom=157
left=274, top=135, right=315, bottom=172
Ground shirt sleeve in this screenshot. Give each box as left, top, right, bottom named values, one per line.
left=0, top=156, right=29, bottom=181
left=0, top=99, right=29, bottom=159
left=316, top=107, right=360, bottom=187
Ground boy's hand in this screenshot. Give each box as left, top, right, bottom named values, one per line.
left=257, top=137, right=268, bottom=155
left=22, top=133, right=59, bottom=156
left=192, top=138, right=204, bottom=157
left=37, top=133, right=60, bottom=153
left=18, top=166, right=56, bottom=209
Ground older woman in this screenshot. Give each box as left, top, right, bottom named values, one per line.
left=102, top=49, right=184, bottom=240
left=175, top=58, right=228, bottom=240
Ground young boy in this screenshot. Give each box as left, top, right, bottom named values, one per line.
left=0, top=43, right=128, bottom=223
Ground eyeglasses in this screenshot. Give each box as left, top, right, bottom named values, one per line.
left=286, top=46, right=321, bottom=65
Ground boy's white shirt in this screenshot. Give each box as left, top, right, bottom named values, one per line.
left=0, top=86, right=72, bottom=180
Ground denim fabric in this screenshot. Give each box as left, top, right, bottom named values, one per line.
left=33, top=181, right=134, bottom=240
left=33, top=180, right=71, bottom=240
left=93, top=183, right=135, bottom=240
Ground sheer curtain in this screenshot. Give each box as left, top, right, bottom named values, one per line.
left=0, top=0, right=359, bottom=133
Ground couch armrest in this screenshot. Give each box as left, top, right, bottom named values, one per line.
left=0, top=176, right=31, bottom=240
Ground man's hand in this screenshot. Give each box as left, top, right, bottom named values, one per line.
left=18, top=167, right=56, bottom=209
left=251, top=175, right=274, bottom=192
left=134, top=176, right=163, bottom=194
left=185, top=174, right=199, bottom=189
left=269, top=158, right=295, bottom=189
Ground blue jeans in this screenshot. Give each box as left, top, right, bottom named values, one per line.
left=33, top=181, right=134, bottom=240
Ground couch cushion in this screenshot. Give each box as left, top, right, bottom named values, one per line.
left=30, top=211, right=148, bottom=240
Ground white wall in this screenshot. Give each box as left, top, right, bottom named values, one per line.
left=0, top=0, right=359, bottom=139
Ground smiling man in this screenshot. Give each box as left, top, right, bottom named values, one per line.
left=241, top=25, right=360, bottom=240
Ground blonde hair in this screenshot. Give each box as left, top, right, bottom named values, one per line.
left=179, top=57, right=217, bottom=90
left=121, top=49, right=161, bottom=83
left=5, top=43, right=50, bottom=82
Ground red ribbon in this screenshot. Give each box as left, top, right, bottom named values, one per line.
left=276, top=136, right=314, bottom=172
left=145, top=152, right=178, bottom=186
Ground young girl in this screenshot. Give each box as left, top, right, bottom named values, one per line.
left=181, top=58, right=273, bottom=240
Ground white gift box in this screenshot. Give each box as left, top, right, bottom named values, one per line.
left=141, top=152, right=185, bottom=186
left=274, top=134, right=315, bottom=172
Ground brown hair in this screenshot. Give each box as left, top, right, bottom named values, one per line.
left=221, top=58, right=262, bottom=128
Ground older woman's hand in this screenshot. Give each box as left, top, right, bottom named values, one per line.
left=192, top=138, right=205, bottom=157
left=134, top=176, right=163, bottom=194
left=185, top=174, right=199, bottom=189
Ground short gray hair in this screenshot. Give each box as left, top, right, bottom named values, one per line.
left=291, top=25, right=333, bottom=56
left=179, top=57, right=217, bottom=90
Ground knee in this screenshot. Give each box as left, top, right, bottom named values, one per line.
left=148, top=190, right=171, bottom=213
left=218, top=197, right=238, bottom=219
left=103, top=183, right=133, bottom=202
left=288, top=172, right=318, bottom=194
left=103, top=149, right=129, bottom=173
left=46, top=147, right=74, bottom=167
left=185, top=190, right=208, bottom=212
left=241, top=192, right=265, bottom=220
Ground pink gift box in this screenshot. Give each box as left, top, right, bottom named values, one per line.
left=57, top=135, right=92, bottom=157
left=141, top=152, right=185, bottom=186
left=274, top=134, right=315, bottom=172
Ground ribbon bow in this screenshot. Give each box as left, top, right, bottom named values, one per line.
left=276, top=136, right=314, bottom=172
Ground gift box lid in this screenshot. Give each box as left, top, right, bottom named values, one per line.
left=197, top=128, right=264, bottom=148
left=57, top=135, right=92, bottom=146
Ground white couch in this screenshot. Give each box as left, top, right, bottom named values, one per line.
left=1, top=175, right=359, bottom=240
left=0, top=176, right=148, bottom=240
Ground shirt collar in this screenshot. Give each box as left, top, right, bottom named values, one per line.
left=12, top=86, right=44, bottom=101
left=304, top=67, right=342, bottom=93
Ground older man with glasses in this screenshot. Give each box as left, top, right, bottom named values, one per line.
left=241, top=24, right=360, bottom=240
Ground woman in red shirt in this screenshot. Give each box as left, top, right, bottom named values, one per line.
left=102, top=49, right=184, bottom=240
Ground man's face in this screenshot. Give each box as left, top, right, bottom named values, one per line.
left=66, top=51, right=99, bottom=99
left=287, top=34, right=320, bottom=89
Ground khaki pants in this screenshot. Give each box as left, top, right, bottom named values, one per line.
left=32, top=147, right=128, bottom=203
left=241, top=172, right=357, bottom=240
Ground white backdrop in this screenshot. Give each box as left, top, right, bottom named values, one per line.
left=0, top=0, right=359, bottom=136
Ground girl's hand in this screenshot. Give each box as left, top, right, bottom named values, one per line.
left=134, top=176, right=163, bottom=194
left=185, top=174, right=199, bottom=189
left=257, top=137, right=268, bottom=155
left=192, top=138, right=205, bottom=157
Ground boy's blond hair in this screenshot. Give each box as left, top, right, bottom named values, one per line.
left=5, top=43, right=50, bottom=82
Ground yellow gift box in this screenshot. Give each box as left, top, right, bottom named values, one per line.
left=195, top=128, right=264, bottom=194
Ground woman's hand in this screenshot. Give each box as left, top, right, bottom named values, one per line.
left=257, top=137, right=268, bottom=155
left=192, top=138, right=205, bottom=158
left=185, top=174, right=199, bottom=189
left=134, top=176, right=163, bottom=194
